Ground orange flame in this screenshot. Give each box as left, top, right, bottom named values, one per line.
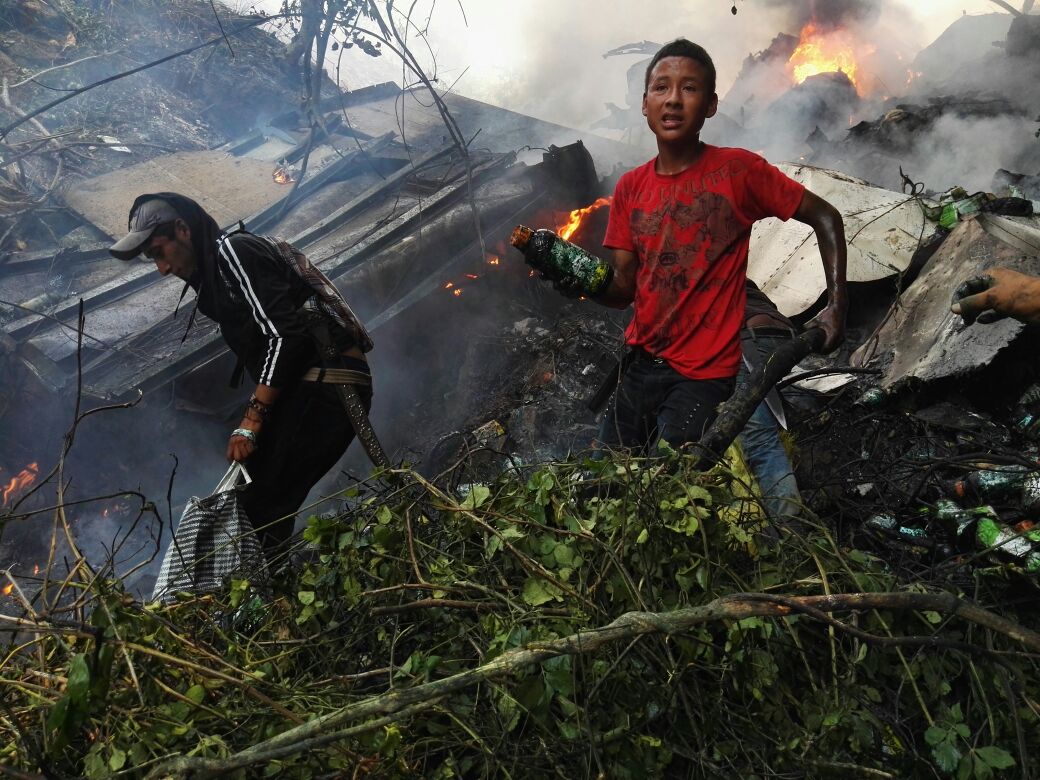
left=556, top=197, right=612, bottom=241
left=787, top=22, right=870, bottom=94
left=452, top=288, right=462, bottom=297
left=487, top=256, right=500, bottom=266
left=273, top=167, right=294, bottom=184
left=1, top=584, right=12, bottom=596
left=2, top=463, right=39, bottom=506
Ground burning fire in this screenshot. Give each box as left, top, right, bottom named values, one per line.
left=556, top=197, right=611, bottom=241
left=273, top=167, right=294, bottom=184
left=787, top=23, right=872, bottom=94
left=487, top=256, right=500, bottom=266
left=2, top=463, right=39, bottom=507
left=1, top=584, right=12, bottom=596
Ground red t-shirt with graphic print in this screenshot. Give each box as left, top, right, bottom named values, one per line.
left=603, top=146, right=805, bottom=380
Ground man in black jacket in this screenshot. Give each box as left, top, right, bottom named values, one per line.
left=110, top=193, right=376, bottom=557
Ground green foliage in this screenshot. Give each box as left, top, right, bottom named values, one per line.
left=2, top=449, right=1037, bottom=778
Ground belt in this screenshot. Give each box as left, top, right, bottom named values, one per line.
left=629, top=346, right=666, bottom=364
left=300, top=365, right=388, bottom=467
left=300, top=366, right=372, bottom=386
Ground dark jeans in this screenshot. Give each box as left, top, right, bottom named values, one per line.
left=597, top=354, right=735, bottom=454
left=240, top=380, right=370, bottom=555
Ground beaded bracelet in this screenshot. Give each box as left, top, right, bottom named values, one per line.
left=230, top=428, right=258, bottom=445
left=246, top=395, right=271, bottom=419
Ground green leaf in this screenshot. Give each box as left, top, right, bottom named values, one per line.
left=46, top=696, right=70, bottom=734
left=925, top=725, right=948, bottom=747
left=129, top=742, right=150, bottom=767
left=462, top=484, right=491, bottom=509
left=67, top=654, right=91, bottom=706
left=687, top=485, right=712, bottom=504
left=971, top=755, right=993, bottom=780
left=297, top=590, right=316, bottom=605
left=975, top=746, right=1015, bottom=770
left=522, top=578, right=557, bottom=606
left=185, top=685, right=206, bottom=705
left=83, top=748, right=107, bottom=779
left=636, top=528, right=649, bottom=545
left=694, top=565, right=710, bottom=590
left=553, top=544, right=575, bottom=566
left=933, top=741, right=962, bottom=773
left=109, top=747, right=127, bottom=771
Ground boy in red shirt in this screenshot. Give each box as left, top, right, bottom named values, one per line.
left=595, top=38, right=848, bottom=451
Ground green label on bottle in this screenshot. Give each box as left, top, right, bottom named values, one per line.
left=547, top=242, right=611, bottom=296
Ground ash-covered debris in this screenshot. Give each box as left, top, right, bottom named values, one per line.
left=845, top=95, right=1025, bottom=154
left=417, top=306, right=624, bottom=486
left=792, top=353, right=1040, bottom=583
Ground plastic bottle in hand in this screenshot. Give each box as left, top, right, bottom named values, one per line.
left=510, top=225, right=613, bottom=298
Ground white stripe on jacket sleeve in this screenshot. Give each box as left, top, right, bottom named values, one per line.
left=219, top=237, right=283, bottom=385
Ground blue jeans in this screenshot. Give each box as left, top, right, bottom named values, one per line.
left=735, top=334, right=801, bottom=522
left=597, top=353, right=735, bottom=454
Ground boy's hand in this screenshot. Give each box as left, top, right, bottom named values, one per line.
left=951, top=266, right=1040, bottom=325
left=805, top=301, right=846, bottom=353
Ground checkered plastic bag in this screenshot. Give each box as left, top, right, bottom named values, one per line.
left=151, top=463, right=268, bottom=603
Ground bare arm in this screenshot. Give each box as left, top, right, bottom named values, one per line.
left=791, top=189, right=848, bottom=353
left=594, top=249, right=639, bottom=309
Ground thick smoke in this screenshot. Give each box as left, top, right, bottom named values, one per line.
left=762, top=0, right=882, bottom=30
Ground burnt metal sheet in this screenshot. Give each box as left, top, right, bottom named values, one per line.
left=977, top=212, right=1040, bottom=256
left=14, top=136, right=396, bottom=356
left=748, top=163, right=936, bottom=316
left=77, top=152, right=518, bottom=399
left=851, top=217, right=1040, bottom=387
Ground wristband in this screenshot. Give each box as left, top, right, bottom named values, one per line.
left=247, top=395, right=272, bottom=419
left=231, top=428, right=258, bottom=445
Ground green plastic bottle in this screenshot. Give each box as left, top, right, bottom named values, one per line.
left=975, top=517, right=1040, bottom=572
left=933, top=499, right=996, bottom=539
left=510, top=225, right=614, bottom=297
left=949, top=466, right=1040, bottom=510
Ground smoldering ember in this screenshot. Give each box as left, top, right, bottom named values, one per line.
left=3, top=0, right=1040, bottom=777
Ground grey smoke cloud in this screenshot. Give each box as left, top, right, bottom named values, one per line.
left=761, top=0, right=882, bottom=30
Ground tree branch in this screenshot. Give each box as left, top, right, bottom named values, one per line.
left=146, top=590, right=1040, bottom=779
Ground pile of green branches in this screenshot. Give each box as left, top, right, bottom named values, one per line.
left=2, top=448, right=1038, bottom=779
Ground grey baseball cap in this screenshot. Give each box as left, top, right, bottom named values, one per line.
left=109, top=198, right=181, bottom=260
